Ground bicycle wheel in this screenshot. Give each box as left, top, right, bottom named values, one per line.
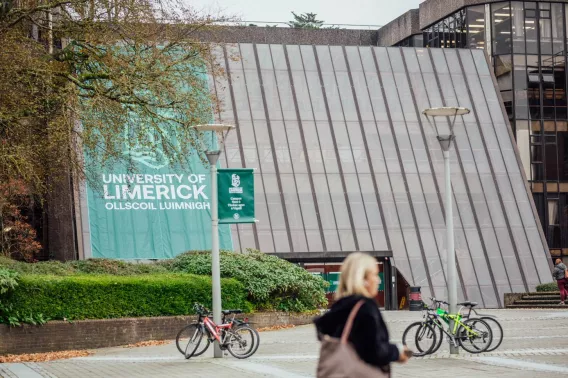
left=226, top=325, right=257, bottom=359
left=481, top=317, right=503, bottom=352
left=176, top=324, right=205, bottom=359
left=402, top=322, right=437, bottom=357
left=457, top=318, right=493, bottom=354
left=237, top=325, right=260, bottom=356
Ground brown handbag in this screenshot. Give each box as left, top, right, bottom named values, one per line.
left=316, top=300, right=390, bottom=378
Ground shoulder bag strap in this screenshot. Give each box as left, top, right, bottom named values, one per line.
left=340, top=300, right=365, bottom=344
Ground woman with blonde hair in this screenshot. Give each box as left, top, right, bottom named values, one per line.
left=314, top=253, right=408, bottom=376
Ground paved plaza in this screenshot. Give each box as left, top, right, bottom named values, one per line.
left=2, top=309, right=568, bottom=377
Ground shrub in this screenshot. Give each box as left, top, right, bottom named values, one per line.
left=0, top=267, right=48, bottom=326
left=6, top=274, right=250, bottom=320
left=166, top=249, right=328, bottom=312
left=536, top=282, right=558, bottom=292
left=0, top=257, right=168, bottom=276
left=0, top=267, right=18, bottom=294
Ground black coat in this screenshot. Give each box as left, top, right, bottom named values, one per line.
left=314, top=295, right=400, bottom=370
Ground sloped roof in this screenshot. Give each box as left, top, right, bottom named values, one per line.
left=208, top=45, right=551, bottom=307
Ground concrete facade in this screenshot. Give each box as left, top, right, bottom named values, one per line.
left=376, top=9, right=420, bottom=46
left=378, top=0, right=568, bottom=46
left=194, top=26, right=377, bottom=46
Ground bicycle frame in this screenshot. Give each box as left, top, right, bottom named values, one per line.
left=198, top=312, right=242, bottom=345
left=423, top=313, right=460, bottom=347
left=423, top=308, right=481, bottom=346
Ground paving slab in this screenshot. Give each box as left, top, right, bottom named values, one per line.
left=2, top=309, right=568, bottom=377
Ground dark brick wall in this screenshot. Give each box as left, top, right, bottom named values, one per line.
left=0, top=313, right=315, bottom=355
left=195, top=26, right=377, bottom=46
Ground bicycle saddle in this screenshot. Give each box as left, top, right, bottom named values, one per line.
left=222, top=309, right=243, bottom=315
left=457, top=301, right=478, bottom=307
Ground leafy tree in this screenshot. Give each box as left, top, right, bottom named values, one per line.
left=0, top=0, right=230, bottom=196
left=288, top=12, right=325, bottom=29
left=1, top=0, right=233, bottom=255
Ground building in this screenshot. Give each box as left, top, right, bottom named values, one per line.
left=379, top=0, right=568, bottom=263
left=73, top=41, right=551, bottom=308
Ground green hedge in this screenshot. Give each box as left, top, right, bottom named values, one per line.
left=165, top=250, right=328, bottom=312
left=6, top=274, right=250, bottom=320
left=0, top=250, right=329, bottom=316
left=0, top=257, right=168, bottom=276
left=536, top=282, right=559, bottom=292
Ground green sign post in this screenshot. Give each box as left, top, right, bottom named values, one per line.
left=218, top=169, right=255, bottom=224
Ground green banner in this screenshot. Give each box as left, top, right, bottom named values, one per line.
left=218, top=169, right=255, bottom=224
left=85, top=159, right=234, bottom=259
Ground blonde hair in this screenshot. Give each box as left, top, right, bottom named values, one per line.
left=336, top=252, right=378, bottom=300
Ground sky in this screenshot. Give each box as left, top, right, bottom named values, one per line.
left=188, top=0, right=423, bottom=27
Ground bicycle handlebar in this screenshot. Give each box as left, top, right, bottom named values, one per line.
left=429, top=297, right=449, bottom=306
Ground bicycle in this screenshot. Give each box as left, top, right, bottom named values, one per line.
left=460, top=302, right=503, bottom=352
left=176, top=303, right=260, bottom=359
left=402, top=298, right=493, bottom=355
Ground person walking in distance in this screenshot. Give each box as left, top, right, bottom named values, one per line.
left=553, top=258, right=568, bottom=305
left=314, top=253, right=409, bottom=377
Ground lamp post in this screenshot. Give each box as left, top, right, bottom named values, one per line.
left=422, top=107, right=470, bottom=355
left=191, top=124, right=235, bottom=358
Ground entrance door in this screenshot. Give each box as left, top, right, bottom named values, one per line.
left=304, top=261, right=387, bottom=308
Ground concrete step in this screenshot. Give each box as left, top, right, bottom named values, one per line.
left=523, top=292, right=560, bottom=298
left=524, top=291, right=560, bottom=296
left=515, top=299, right=564, bottom=305
left=521, top=295, right=561, bottom=301
left=506, top=304, right=568, bottom=309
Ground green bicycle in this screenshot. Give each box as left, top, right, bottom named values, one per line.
left=402, top=297, right=493, bottom=355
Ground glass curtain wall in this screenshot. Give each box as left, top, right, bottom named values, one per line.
left=394, top=34, right=424, bottom=47
left=423, top=9, right=468, bottom=48
left=420, top=1, right=568, bottom=261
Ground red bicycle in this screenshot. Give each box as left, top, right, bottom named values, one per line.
left=176, top=303, right=259, bottom=359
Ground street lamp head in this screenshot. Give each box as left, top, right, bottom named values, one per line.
left=190, top=124, right=235, bottom=163
left=422, top=107, right=470, bottom=117
left=422, top=107, right=469, bottom=152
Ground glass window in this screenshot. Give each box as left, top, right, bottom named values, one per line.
left=558, top=132, right=568, bottom=181
left=511, top=2, right=525, bottom=53
left=516, top=120, right=531, bottom=178
left=539, top=3, right=553, bottom=55
left=513, top=55, right=529, bottom=119
left=467, top=5, right=486, bottom=50
left=495, top=55, right=513, bottom=118
left=492, top=2, right=512, bottom=55
left=551, top=3, right=564, bottom=55
left=525, top=4, right=538, bottom=54
left=455, top=9, right=468, bottom=48
left=545, top=142, right=559, bottom=180
left=412, top=34, right=424, bottom=47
